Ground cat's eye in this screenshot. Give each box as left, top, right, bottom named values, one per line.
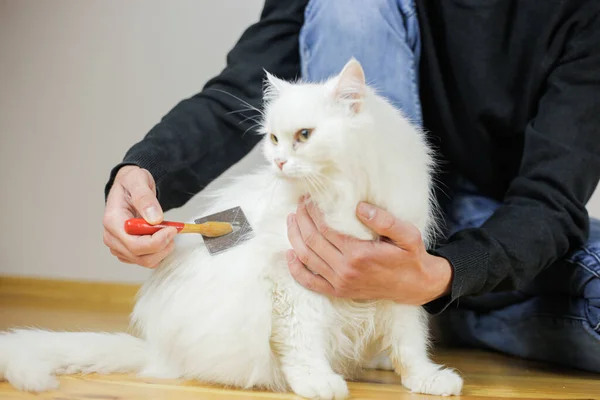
left=296, top=128, right=313, bottom=143
left=270, top=134, right=278, bottom=144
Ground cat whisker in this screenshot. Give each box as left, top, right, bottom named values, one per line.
left=225, top=109, right=261, bottom=122
left=206, top=88, right=265, bottom=117
left=241, top=123, right=263, bottom=137
left=299, top=176, right=314, bottom=195
left=301, top=177, right=315, bottom=198
left=238, top=114, right=263, bottom=126
left=303, top=174, right=334, bottom=206
left=264, top=175, right=281, bottom=208
left=306, top=173, right=328, bottom=192
left=225, top=107, right=262, bottom=116
left=312, top=171, right=336, bottom=186
left=313, top=175, right=338, bottom=206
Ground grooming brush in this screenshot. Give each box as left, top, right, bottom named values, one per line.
left=124, top=206, right=254, bottom=255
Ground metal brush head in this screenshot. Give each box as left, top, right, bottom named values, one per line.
left=194, top=206, right=254, bottom=255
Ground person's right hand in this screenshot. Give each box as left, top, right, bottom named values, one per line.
left=103, top=165, right=177, bottom=268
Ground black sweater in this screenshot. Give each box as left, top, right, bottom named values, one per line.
left=105, top=0, right=600, bottom=312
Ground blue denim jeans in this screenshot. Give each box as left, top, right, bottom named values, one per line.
left=300, top=0, right=600, bottom=373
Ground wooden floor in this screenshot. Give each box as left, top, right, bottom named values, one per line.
left=1, top=296, right=599, bottom=399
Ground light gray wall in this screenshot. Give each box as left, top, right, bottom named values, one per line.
left=0, top=0, right=264, bottom=283
left=1, top=1, right=599, bottom=283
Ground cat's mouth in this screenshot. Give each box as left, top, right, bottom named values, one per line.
left=270, top=160, right=324, bottom=183
left=276, top=171, right=301, bottom=181
left=277, top=169, right=313, bottom=181
left=273, top=165, right=301, bottom=180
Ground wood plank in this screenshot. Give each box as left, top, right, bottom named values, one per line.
left=0, top=275, right=140, bottom=313
left=0, top=277, right=599, bottom=399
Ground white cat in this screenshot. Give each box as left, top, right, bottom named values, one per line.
left=0, top=59, right=462, bottom=398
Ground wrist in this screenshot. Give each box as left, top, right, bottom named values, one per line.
left=423, top=254, right=453, bottom=303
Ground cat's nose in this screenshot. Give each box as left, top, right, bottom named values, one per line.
left=276, top=160, right=287, bottom=170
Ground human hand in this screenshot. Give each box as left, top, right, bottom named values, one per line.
left=102, top=165, right=177, bottom=268
left=286, top=198, right=452, bottom=305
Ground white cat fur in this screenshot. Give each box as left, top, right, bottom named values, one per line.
left=0, top=59, right=462, bottom=398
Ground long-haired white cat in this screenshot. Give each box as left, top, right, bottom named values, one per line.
left=0, top=59, right=462, bottom=398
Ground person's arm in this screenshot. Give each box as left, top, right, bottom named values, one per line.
left=104, top=0, right=309, bottom=211
left=426, top=13, right=600, bottom=313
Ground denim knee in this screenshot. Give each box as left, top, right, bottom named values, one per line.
left=565, top=219, right=600, bottom=335
left=300, top=0, right=422, bottom=123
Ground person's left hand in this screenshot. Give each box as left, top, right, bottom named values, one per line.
left=286, top=198, right=453, bottom=305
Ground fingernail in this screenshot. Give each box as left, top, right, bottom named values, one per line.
left=287, top=213, right=294, bottom=226
left=300, top=194, right=310, bottom=204
left=358, top=203, right=376, bottom=220
left=144, top=207, right=161, bottom=224
left=286, top=250, right=296, bottom=263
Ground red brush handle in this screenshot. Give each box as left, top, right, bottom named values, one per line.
left=124, top=218, right=184, bottom=235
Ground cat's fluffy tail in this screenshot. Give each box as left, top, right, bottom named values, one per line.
left=0, top=329, right=147, bottom=392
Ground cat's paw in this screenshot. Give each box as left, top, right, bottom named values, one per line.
left=5, top=364, right=59, bottom=392
left=363, top=353, right=394, bottom=371
left=289, top=372, right=349, bottom=399
left=402, top=367, right=463, bottom=396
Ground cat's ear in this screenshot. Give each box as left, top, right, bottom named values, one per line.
left=333, top=58, right=366, bottom=113
left=263, top=70, right=291, bottom=101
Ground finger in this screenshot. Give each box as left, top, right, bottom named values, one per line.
left=287, top=214, right=337, bottom=283
left=106, top=232, right=148, bottom=264
left=105, top=203, right=177, bottom=256
left=105, top=180, right=131, bottom=212
left=122, top=226, right=178, bottom=257
left=286, top=250, right=335, bottom=296
left=303, top=199, right=348, bottom=251
left=110, top=248, right=133, bottom=264
left=104, top=191, right=175, bottom=257
left=356, top=202, right=423, bottom=250
left=112, top=238, right=175, bottom=268
left=122, top=170, right=163, bottom=224
left=136, top=240, right=176, bottom=268
left=296, top=201, right=343, bottom=267
left=104, top=229, right=137, bottom=259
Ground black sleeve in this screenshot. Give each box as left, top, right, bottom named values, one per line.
left=426, top=13, right=600, bottom=313
left=104, top=0, right=308, bottom=211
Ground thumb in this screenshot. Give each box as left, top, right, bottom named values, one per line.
left=126, top=171, right=163, bottom=225
left=356, top=202, right=422, bottom=249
